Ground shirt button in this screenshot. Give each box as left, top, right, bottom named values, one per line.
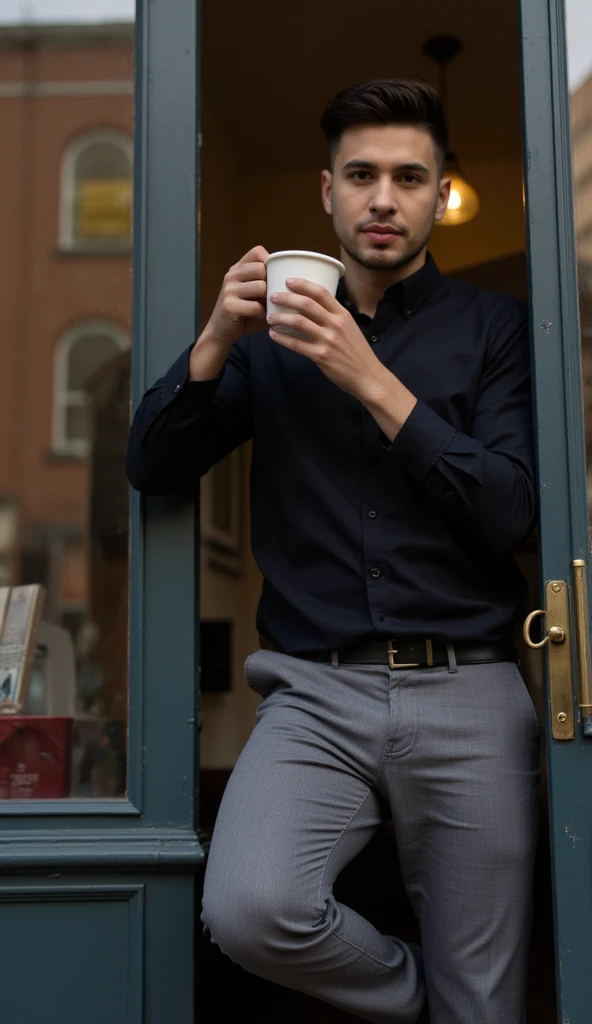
left=379, top=613, right=386, bottom=622
left=405, top=309, right=412, bottom=317
left=174, top=384, right=181, bottom=393
left=371, top=567, right=381, bottom=578
left=370, top=334, right=378, bottom=344
left=368, top=455, right=378, bottom=467
left=368, top=510, right=377, bottom=519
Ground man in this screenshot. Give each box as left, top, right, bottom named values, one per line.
left=127, top=79, right=539, bottom=1024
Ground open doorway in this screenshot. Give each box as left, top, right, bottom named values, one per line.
left=197, top=1, right=555, bottom=1020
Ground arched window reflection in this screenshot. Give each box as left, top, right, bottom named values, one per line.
left=53, top=320, right=130, bottom=457
left=60, top=129, right=133, bottom=250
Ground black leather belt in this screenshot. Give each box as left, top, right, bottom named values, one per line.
left=259, top=636, right=517, bottom=669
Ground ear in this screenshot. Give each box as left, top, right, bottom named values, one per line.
left=321, top=169, right=332, bottom=216
left=434, top=177, right=451, bottom=223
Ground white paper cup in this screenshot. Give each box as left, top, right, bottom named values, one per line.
left=265, top=250, right=346, bottom=341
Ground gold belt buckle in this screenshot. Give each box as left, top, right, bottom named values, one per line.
left=387, top=640, right=420, bottom=670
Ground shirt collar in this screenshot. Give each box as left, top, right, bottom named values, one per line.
left=337, top=252, right=441, bottom=319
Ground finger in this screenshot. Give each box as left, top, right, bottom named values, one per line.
left=237, top=245, right=269, bottom=266
left=268, top=328, right=317, bottom=358
left=233, top=279, right=266, bottom=300
left=230, top=299, right=267, bottom=321
left=268, top=291, right=329, bottom=327
left=284, top=277, right=341, bottom=312
left=267, top=310, right=322, bottom=338
left=232, top=262, right=267, bottom=283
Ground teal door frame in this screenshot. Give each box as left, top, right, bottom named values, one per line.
left=521, top=0, right=592, bottom=1017
left=0, top=2, right=203, bottom=1021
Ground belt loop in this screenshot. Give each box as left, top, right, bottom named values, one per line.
left=331, top=650, right=339, bottom=669
left=425, top=639, right=434, bottom=668
left=446, top=643, right=458, bottom=674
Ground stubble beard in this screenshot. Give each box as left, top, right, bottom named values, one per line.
left=339, top=225, right=432, bottom=273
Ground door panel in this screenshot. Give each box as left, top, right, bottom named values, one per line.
left=521, top=0, right=592, bottom=1018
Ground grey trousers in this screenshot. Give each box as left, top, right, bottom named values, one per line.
left=201, top=650, right=541, bottom=1024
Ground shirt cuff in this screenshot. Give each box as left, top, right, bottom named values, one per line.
left=138, top=345, right=223, bottom=446
left=160, top=344, right=223, bottom=409
left=386, top=400, right=456, bottom=481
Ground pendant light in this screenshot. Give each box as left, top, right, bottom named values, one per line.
left=423, top=36, right=480, bottom=227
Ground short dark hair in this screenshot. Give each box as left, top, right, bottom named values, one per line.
left=320, top=78, right=448, bottom=169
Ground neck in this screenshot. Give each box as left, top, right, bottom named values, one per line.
left=341, top=247, right=428, bottom=318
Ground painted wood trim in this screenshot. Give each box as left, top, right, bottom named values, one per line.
left=0, top=798, right=140, bottom=817
left=130, top=0, right=201, bottom=831
left=0, top=831, right=204, bottom=871
left=0, top=883, right=145, bottom=1024
left=0, top=882, right=145, bottom=899
left=520, top=0, right=573, bottom=568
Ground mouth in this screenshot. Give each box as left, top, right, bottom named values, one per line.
left=362, top=226, right=402, bottom=244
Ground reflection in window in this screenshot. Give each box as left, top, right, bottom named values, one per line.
left=570, top=66, right=592, bottom=506
left=53, top=320, right=130, bottom=457
left=60, top=130, right=133, bottom=250
left=0, top=19, right=134, bottom=801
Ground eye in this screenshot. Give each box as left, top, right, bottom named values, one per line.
left=349, top=170, right=371, bottom=181
left=400, top=173, right=422, bottom=185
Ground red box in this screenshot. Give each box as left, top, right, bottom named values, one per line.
left=0, top=716, right=73, bottom=799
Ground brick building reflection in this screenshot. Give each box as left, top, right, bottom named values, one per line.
left=0, top=21, right=133, bottom=796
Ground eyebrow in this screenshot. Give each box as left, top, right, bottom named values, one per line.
left=342, top=160, right=430, bottom=174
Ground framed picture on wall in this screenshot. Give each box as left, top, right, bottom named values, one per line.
left=200, top=448, right=243, bottom=573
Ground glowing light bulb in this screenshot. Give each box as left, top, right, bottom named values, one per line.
left=438, top=157, right=480, bottom=227
left=448, top=189, right=462, bottom=211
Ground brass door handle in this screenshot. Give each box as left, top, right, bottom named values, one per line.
left=523, top=608, right=566, bottom=648
left=523, top=580, right=574, bottom=741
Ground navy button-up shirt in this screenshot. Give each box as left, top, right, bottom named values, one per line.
left=126, top=254, right=535, bottom=654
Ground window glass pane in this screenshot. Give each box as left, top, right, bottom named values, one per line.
left=0, top=16, right=134, bottom=801
left=68, top=333, right=122, bottom=390
left=565, top=3, right=592, bottom=516
left=73, top=141, right=133, bottom=242
left=76, top=142, right=131, bottom=181
left=75, top=179, right=133, bottom=241
left=65, top=404, right=89, bottom=444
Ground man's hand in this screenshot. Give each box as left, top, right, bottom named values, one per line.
left=190, top=245, right=269, bottom=380
left=267, top=278, right=417, bottom=439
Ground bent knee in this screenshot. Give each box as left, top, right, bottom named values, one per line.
left=202, top=878, right=325, bottom=970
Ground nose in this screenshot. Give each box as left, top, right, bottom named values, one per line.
left=369, top=176, right=398, bottom=217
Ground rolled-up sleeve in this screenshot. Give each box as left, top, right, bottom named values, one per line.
left=386, top=304, right=535, bottom=553
left=126, top=335, right=253, bottom=495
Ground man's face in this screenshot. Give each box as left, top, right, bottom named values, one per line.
left=321, top=124, right=450, bottom=272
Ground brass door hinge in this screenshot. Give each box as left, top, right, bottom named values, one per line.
left=570, top=560, right=592, bottom=735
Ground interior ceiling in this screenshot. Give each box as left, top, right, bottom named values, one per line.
left=202, top=0, right=523, bottom=173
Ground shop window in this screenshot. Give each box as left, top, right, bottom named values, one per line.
left=53, top=321, right=130, bottom=457
left=59, top=130, right=133, bottom=250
